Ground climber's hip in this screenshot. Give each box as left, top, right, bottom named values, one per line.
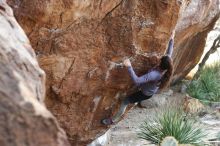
left=126, top=91, right=153, bottom=104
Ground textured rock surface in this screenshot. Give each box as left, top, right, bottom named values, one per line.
left=0, top=1, right=70, bottom=146
left=172, top=0, right=220, bottom=82
left=7, top=0, right=220, bottom=145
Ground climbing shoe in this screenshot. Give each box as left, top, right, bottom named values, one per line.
left=101, top=118, right=113, bottom=125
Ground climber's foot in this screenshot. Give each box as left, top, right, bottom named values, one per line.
left=101, top=118, right=113, bottom=125
left=137, top=102, right=145, bottom=108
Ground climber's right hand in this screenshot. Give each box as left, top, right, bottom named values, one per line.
left=123, top=59, right=131, bottom=67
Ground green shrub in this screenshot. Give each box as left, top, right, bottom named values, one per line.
left=187, top=62, right=220, bottom=102
left=138, top=108, right=206, bottom=145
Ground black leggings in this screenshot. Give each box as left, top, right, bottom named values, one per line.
left=126, top=90, right=152, bottom=104
left=111, top=91, right=152, bottom=122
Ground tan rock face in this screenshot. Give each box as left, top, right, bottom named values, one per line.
left=173, top=0, right=220, bottom=82
left=0, top=1, right=70, bottom=146
left=7, top=0, right=220, bottom=145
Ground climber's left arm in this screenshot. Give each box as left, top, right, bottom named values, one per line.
left=166, top=31, right=175, bottom=57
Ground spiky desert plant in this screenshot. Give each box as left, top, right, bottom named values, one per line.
left=138, top=108, right=206, bottom=145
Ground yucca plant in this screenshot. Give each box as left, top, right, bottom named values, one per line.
left=138, top=108, right=207, bottom=145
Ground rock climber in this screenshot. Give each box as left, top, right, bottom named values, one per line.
left=101, top=31, right=175, bottom=125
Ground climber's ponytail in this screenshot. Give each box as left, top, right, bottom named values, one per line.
left=159, top=56, right=173, bottom=89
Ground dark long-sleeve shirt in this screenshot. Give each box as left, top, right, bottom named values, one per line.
left=127, top=38, right=174, bottom=96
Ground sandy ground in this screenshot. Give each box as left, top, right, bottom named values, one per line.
left=104, top=86, right=220, bottom=146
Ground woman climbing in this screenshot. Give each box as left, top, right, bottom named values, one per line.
left=101, top=31, right=175, bottom=125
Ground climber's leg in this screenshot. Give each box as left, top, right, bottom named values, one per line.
left=101, top=91, right=152, bottom=125
left=126, top=91, right=152, bottom=104
left=101, top=97, right=129, bottom=125
left=111, top=97, right=130, bottom=123
left=112, top=91, right=152, bottom=122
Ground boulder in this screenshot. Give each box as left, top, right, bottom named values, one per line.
left=140, top=89, right=173, bottom=108
left=0, top=1, right=70, bottom=146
